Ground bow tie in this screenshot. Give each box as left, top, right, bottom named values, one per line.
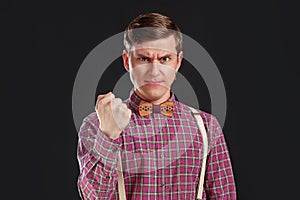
left=138, top=100, right=174, bottom=117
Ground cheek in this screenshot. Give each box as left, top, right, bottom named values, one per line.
left=162, top=66, right=176, bottom=78
left=129, top=66, right=147, bottom=84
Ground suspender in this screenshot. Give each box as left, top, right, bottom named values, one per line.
left=117, top=106, right=208, bottom=200
left=189, top=106, right=208, bottom=200
left=117, top=151, right=127, bottom=200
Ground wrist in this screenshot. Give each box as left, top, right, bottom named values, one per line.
left=99, top=126, right=121, bottom=140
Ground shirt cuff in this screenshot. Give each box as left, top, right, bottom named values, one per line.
left=92, top=127, right=121, bottom=170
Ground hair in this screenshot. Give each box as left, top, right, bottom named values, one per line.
left=124, top=13, right=183, bottom=54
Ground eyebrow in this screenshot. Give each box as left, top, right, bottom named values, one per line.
left=135, top=53, right=175, bottom=58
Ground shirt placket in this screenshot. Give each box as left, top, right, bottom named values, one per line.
left=153, top=114, right=166, bottom=200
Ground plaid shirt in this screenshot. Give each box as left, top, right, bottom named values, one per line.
left=77, top=90, right=236, bottom=199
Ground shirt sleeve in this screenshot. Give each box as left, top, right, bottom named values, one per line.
left=204, top=115, right=237, bottom=199
left=77, top=114, right=121, bottom=200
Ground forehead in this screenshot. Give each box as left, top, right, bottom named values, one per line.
left=131, top=35, right=177, bottom=55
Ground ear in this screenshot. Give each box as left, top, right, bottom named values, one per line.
left=122, top=50, right=130, bottom=72
left=175, top=51, right=183, bottom=72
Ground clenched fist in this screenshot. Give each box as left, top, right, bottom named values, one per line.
left=95, top=92, right=132, bottom=140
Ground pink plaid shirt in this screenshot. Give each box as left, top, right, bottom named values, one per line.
left=77, top=90, right=236, bottom=199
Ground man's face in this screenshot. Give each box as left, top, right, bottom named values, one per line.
left=122, top=35, right=183, bottom=104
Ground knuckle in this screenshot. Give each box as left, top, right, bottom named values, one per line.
left=99, top=99, right=105, bottom=105
left=97, top=94, right=105, bottom=100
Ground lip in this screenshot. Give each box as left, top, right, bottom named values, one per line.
left=145, top=80, right=163, bottom=83
left=144, top=81, right=164, bottom=86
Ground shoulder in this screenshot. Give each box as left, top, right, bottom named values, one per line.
left=177, top=101, right=219, bottom=126
left=176, top=101, right=223, bottom=139
left=178, top=101, right=224, bottom=145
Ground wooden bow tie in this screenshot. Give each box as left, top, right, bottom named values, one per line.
left=138, top=100, right=174, bottom=117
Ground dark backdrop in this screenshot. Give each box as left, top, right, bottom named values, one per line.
left=1, top=0, right=299, bottom=199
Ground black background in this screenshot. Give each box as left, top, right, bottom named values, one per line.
left=2, top=0, right=299, bottom=199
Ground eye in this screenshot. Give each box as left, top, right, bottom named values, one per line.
left=138, top=57, right=149, bottom=62
left=160, top=57, right=170, bottom=62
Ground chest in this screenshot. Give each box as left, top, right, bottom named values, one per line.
left=120, top=112, right=204, bottom=175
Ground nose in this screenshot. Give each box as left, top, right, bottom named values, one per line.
left=149, top=63, right=160, bottom=76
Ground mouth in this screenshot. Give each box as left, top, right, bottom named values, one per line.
left=145, top=80, right=164, bottom=83
left=144, top=80, right=164, bottom=86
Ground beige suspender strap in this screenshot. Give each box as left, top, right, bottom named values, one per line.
left=118, top=150, right=127, bottom=200
left=189, top=106, right=208, bottom=200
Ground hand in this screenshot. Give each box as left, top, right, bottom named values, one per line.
left=95, top=92, right=132, bottom=139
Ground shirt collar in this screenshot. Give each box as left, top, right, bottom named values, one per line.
left=128, top=88, right=176, bottom=114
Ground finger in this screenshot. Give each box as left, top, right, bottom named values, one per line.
left=120, top=103, right=128, bottom=109
left=97, top=94, right=106, bottom=101
left=95, top=92, right=112, bottom=109
left=96, top=93, right=115, bottom=118
left=128, top=109, right=132, bottom=118
left=100, top=93, right=115, bottom=107
left=111, top=102, right=127, bottom=114
left=112, top=104, right=125, bottom=114
left=111, top=98, right=122, bottom=108
left=95, top=94, right=105, bottom=109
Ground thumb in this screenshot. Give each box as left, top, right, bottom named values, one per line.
left=128, top=109, right=132, bottom=119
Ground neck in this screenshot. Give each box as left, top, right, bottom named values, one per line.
left=134, top=90, right=171, bottom=105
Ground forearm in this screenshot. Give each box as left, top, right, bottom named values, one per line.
left=204, top=135, right=236, bottom=199
left=77, top=115, right=121, bottom=199
left=204, top=115, right=237, bottom=199
left=77, top=148, right=118, bottom=200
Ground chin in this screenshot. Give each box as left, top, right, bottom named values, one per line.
left=139, top=85, right=167, bottom=100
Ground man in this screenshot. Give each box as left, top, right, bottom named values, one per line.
left=77, top=12, right=236, bottom=199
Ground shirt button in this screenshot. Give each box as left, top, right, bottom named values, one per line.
left=161, top=183, right=166, bottom=187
